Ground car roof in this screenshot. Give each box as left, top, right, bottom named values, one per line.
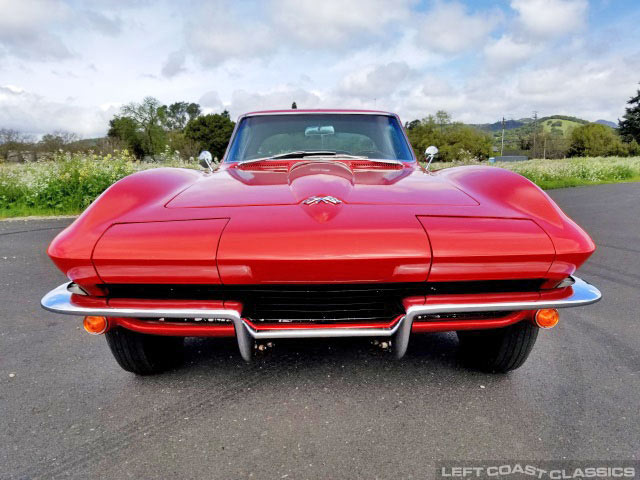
left=240, top=109, right=396, bottom=119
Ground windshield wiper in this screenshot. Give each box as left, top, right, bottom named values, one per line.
left=269, top=150, right=343, bottom=159
left=236, top=151, right=334, bottom=165
left=354, top=157, right=403, bottom=165
left=237, top=151, right=400, bottom=165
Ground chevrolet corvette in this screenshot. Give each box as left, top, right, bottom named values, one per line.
left=41, top=110, right=601, bottom=374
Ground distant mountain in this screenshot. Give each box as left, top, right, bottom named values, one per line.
left=473, top=114, right=603, bottom=134
left=595, top=119, right=618, bottom=128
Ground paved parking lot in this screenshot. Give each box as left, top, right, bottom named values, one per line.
left=1, top=183, right=638, bottom=479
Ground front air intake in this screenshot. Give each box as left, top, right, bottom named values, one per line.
left=104, top=280, right=546, bottom=322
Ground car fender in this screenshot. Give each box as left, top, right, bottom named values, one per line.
left=47, top=168, right=201, bottom=293
left=435, top=165, right=596, bottom=280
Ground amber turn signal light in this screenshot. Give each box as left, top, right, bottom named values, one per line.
left=535, top=309, right=559, bottom=329
left=83, top=316, right=108, bottom=335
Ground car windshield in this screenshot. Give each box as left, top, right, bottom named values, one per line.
left=225, top=114, right=414, bottom=162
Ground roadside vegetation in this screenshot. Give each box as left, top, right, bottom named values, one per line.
left=0, top=150, right=188, bottom=218
left=1, top=151, right=639, bottom=218
left=432, top=156, right=640, bottom=190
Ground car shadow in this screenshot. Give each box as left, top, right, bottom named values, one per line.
left=179, top=332, right=468, bottom=373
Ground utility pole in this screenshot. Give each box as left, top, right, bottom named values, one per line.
left=532, top=111, right=538, bottom=159
left=501, top=116, right=505, bottom=156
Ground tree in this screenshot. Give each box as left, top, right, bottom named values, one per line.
left=619, top=85, right=640, bottom=143
left=166, top=130, right=200, bottom=159
left=539, top=130, right=569, bottom=159
left=0, top=129, right=33, bottom=159
left=405, top=113, right=492, bottom=162
left=159, top=101, right=201, bottom=131
left=38, top=131, right=80, bottom=152
left=567, top=123, right=624, bottom=157
left=435, top=110, right=451, bottom=133
left=120, top=96, right=167, bottom=156
left=184, top=111, right=235, bottom=159
left=404, top=119, right=420, bottom=130
left=108, top=116, right=145, bottom=157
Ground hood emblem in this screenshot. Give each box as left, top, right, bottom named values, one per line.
left=303, top=195, right=342, bottom=205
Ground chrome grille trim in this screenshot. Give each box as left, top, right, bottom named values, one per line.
left=41, top=276, right=601, bottom=361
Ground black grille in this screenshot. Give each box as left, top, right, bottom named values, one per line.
left=236, top=285, right=409, bottom=321
left=104, top=279, right=544, bottom=322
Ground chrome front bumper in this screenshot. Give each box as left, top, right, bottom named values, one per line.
left=41, top=276, right=601, bottom=361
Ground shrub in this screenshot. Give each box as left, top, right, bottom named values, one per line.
left=568, top=123, right=625, bottom=157
left=406, top=117, right=492, bottom=162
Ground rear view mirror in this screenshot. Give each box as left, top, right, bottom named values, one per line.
left=198, top=150, right=214, bottom=172
left=425, top=145, right=438, bottom=170
left=425, top=145, right=438, bottom=156
left=305, top=126, right=335, bottom=136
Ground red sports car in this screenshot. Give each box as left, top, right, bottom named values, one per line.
left=41, top=109, right=601, bottom=374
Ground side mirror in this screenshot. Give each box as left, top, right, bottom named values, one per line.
left=198, top=150, right=214, bottom=172
left=424, top=145, right=438, bottom=170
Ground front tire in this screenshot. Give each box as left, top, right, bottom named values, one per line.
left=105, top=327, right=184, bottom=375
left=457, top=321, right=538, bottom=373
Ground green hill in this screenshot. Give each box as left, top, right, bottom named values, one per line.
left=478, top=115, right=616, bottom=157
left=540, top=117, right=586, bottom=136
left=539, top=118, right=584, bottom=136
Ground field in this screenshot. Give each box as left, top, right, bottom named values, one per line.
left=1, top=151, right=639, bottom=218
left=0, top=151, right=190, bottom=218
left=540, top=117, right=584, bottom=136
left=432, top=156, right=640, bottom=189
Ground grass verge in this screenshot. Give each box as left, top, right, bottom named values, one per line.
left=1, top=153, right=639, bottom=218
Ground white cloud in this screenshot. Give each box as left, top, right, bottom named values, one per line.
left=0, top=0, right=72, bottom=60
left=185, top=1, right=276, bottom=66
left=82, top=10, right=122, bottom=36
left=161, top=50, right=187, bottom=78
left=415, top=1, right=501, bottom=54
left=271, top=0, right=413, bottom=47
left=511, top=0, right=588, bottom=38
left=421, top=76, right=455, bottom=98
left=0, top=0, right=123, bottom=61
left=0, top=0, right=637, bottom=136
left=199, top=91, right=224, bottom=111
left=516, top=58, right=637, bottom=112
left=337, top=62, right=417, bottom=100
left=484, top=35, right=537, bottom=69
left=188, top=23, right=276, bottom=67
left=183, top=0, right=416, bottom=67
left=400, top=52, right=640, bottom=124
left=228, top=88, right=323, bottom=116
left=0, top=85, right=117, bottom=137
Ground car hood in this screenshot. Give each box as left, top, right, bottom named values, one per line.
left=166, top=161, right=478, bottom=208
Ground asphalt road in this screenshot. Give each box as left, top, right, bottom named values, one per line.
left=1, top=183, right=638, bottom=480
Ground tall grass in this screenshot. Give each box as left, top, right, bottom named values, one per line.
left=0, top=150, right=193, bottom=217
left=1, top=153, right=639, bottom=218
left=433, top=156, right=640, bottom=189
left=500, top=157, right=640, bottom=189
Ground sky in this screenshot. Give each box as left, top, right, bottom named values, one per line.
left=1, top=0, right=639, bottom=138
